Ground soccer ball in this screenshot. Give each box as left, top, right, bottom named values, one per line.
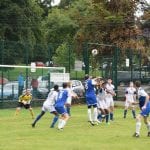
left=91, top=49, right=98, bottom=56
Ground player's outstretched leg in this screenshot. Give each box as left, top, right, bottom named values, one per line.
left=105, top=109, right=110, bottom=125
left=58, top=114, right=69, bottom=130
left=93, top=107, right=100, bottom=125
left=110, top=112, right=114, bottom=121
left=66, top=103, right=71, bottom=116
left=123, top=109, right=127, bottom=118
left=88, top=108, right=94, bottom=126
left=14, top=107, right=21, bottom=117
left=105, top=113, right=110, bottom=125
left=133, top=114, right=141, bottom=137
left=97, top=113, right=102, bottom=122
left=29, top=108, right=34, bottom=119
left=132, top=110, right=136, bottom=119
left=50, top=114, right=59, bottom=128
left=32, top=111, right=45, bottom=127
left=143, top=117, right=150, bottom=137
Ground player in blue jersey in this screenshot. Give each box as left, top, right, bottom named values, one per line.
left=31, top=85, right=59, bottom=128
left=133, top=81, right=150, bottom=137
left=55, top=82, right=69, bottom=130
left=84, top=75, right=100, bottom=125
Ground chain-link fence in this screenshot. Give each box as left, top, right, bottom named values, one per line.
left=82, top=42, right=150, bottom=98
left=0, top=40, right=150, bottom=102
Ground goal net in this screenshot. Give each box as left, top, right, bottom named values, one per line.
left=0, top=64, right=67, bottom=100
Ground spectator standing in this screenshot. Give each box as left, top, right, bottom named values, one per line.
left=31, top=77, right=38, bottom=98
left=18, top=72, right=24, bottom=96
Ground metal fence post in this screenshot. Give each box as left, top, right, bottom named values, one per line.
left=83, top=42, right=89, bottom=75
left=48, top=72, right=51, bottom=93
left=0, top=40, right=4, bottom=102
left=25, top=42, right=29, bottom=90
left=129, top=49, right=133, bottom=81
left=48, top=44, right=52, bottom=66
left=68, top=44, right=71, bottom=73
left=113, top=46, right=119, bottom=100
left=139, top=49, right=142, bottom=80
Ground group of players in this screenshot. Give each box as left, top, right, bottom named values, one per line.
left=14, top=82, right=77, bottom=130
left=14, top=74, right=150, bottom=137
left=84, top=75, right=116, bottom=126
left=85, top=75, right=150, bottom=137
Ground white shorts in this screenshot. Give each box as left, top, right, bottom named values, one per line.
left=105, top=97, right=114, bottom=108
left=125, top=95, right=135, bottom=108
left=125, top=100, right=135, bottom=108
left=97, top=99, right=107, bottom=109
left=66, top=97, right=72, bottom=105
left=42, top=103, right=56, bottom=113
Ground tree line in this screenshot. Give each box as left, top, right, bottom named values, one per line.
left=0, top=0, right=149, bottom=71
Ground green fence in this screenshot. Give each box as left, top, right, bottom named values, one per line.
left=0, top=40, right=150, bottom=105
left=82, top=42, right=150, bottom=85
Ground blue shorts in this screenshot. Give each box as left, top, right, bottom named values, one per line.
left=55, top=106, right=67, bottom=115
left=140, top=101, right=150, bottom=117
left=86, top=95, right=97, bottom=106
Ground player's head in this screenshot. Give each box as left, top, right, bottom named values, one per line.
left=67, top=81, right=72, bottom=87
left=135, top=81, right=141, bottom=88
left=107, top=77, right=112, bottom=84
left=98, top=78, right=104, bottom=85
left=23, top=89, right=31, bottom=95
left=54, top=85, right=59, bottom=91
left=102, top=81, right=107, bottom=88
left=129, top=81, right=134, bottom=87
left=84, top=74, right=89, bottom=80
left=62, top=82, right=68, bottom=89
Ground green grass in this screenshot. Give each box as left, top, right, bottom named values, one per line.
left=0, top=106, right=149, bottom=150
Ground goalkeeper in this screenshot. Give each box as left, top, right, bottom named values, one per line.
left=15, top=89, right=34, bottom=119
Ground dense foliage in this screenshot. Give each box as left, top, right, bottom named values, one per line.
left=0, top=0, right=149, bottom=68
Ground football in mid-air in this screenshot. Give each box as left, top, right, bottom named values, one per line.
left=92, top=49, right=98, bottom=56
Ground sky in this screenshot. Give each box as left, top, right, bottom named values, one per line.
left=51, top=0, right=150, bottom=17
left=135, top=0, right=150, bottom=17
left=51, top=0, right=61, bottom=6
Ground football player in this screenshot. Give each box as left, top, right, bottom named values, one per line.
left=32, top=85, right=59, bottom=128
left=15, top=89, right=34, bottom=119
left=133, top=81, right=150, bottom=137
left=123, top=82, right=136, bottom=119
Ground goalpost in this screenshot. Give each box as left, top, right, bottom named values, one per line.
left=0, top=64, right=66, bottom=73
left=0, top=64, right=67, bottom=84
left=0, top=64, right=68, bottom=100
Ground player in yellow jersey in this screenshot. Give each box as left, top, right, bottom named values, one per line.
left=15, top=89, right=34, bottom=119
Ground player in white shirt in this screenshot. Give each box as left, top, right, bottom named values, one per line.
left=32, top=85, right=59, bottom=128
left=96, top=80, right=109, bottom=123
left=105, top=78, right=116, bottom=121
left=123, top=82, right=137, bottom=119
left=133, top=81, right=150, bottom=137
left=65, top=82, right=78, bottom=116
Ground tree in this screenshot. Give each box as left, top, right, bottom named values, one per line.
left=53, top=43, right=75, bottom=72
left=36, top=0, right=53, bottom=16
left=44, top=8, right=78, bottom=44
left=0, top=0, right=46, bottom=64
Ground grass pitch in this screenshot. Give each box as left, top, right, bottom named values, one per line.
left=0, top=105, right=149, bottom=150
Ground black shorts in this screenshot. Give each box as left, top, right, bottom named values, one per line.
left=17, top=102, right=31, bottom=109
left=87, top=104, right=97, bottom=109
